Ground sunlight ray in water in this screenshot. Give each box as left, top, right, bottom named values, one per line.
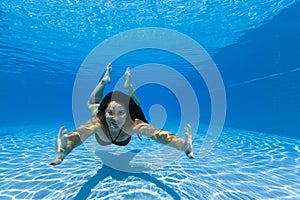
left=227, top=67, right=300, bottom=88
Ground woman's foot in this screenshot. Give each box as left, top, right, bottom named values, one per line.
left=124, top=67, right=133, bottom=89
left=102, top=63, right=112, bottom=84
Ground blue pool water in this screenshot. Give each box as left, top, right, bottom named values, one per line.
left=1, top=0, right=300, bottom=199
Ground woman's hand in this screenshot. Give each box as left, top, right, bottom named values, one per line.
left=49, top=126, right=68, bottom=166
left=184, top=124, right=195, bottom=159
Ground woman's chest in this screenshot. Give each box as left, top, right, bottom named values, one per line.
left=95, top=128, right=130, bottom=143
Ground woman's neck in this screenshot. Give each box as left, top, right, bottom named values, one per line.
left=108, top=127, right=121, bottom=134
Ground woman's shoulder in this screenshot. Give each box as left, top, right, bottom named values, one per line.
left=133, top=118, right=147, bottom=125
left=80, top=116, right=105, bottom=129
left=132, top=119, right=152, bottom=130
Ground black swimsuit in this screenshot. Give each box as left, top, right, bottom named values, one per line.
left=95, top=128, right=131, bottom=146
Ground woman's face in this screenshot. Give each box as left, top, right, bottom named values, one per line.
left=105, top=101, right=127, bottom=131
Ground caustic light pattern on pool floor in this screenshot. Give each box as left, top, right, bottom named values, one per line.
left=0, top=126, right=299, bottom=199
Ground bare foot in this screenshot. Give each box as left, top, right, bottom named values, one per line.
left=124, top=67, right=133, bottom=89
left=102, top=63, right=112, bottom=84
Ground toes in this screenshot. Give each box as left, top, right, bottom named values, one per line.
left=105, top=64, right=112, bottom=76
left=106, top=63, right=112, bottom=70
left=125, top=67, right=130, bottom=76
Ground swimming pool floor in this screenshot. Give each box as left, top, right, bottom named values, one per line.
left=0, top=125, right=299, bottom=199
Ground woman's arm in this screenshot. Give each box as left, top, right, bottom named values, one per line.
left=49, top=117, right=99, bottom=165
left=132, top=119, right=195, bottom=158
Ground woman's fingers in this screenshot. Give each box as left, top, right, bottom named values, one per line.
left=56, top=126, right=68, bottom=152
left=184, top=124, right=192, bottom=143
left=58, top=126, right=67, bottom=138
left=49, top=157, right=63, bottom=166
left=51, top=127, right=68, bottom=165
left=184, top=124, right=195, bottom=159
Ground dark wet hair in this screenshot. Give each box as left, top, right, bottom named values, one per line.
left=97, top=91, right=148, bottom=130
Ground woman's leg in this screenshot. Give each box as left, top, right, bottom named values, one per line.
left=88, top=64, right=112, bottom=116
left=124, top=67, right=143, bottom=140
left=124, top=67, right=140, bottom=106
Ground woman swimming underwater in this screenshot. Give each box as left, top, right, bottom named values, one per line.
left=50, top=64, right=194, bottom=166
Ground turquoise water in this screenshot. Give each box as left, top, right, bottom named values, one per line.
left=1, top=0, right=300, bottom=199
